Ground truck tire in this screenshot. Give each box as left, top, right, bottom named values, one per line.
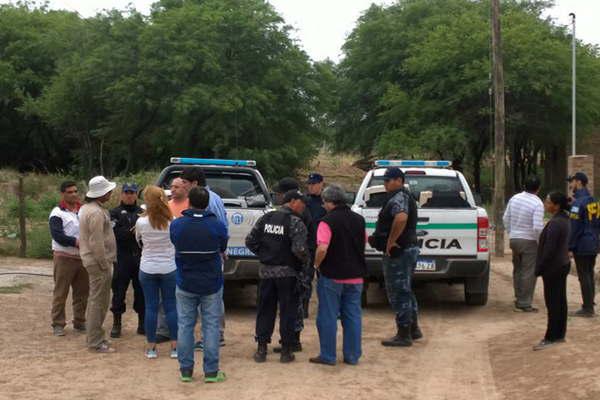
left=464, top=267, right=490, bottom=306
left=464, top=291, right=488, bottom=306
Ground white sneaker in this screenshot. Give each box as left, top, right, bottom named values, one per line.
left=170, top=348, right=178, bottom=359
left=146, top=348, right=158, bottom=359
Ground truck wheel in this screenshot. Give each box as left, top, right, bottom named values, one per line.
left=465, top=291, right=488, bottom=306
left=464, top=268, right=490, bottom=306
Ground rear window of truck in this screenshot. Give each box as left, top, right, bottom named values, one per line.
left=159, top=169, right=268, bottom=208
left=367, top=175, right=471, bottom=209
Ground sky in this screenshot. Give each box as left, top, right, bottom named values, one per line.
left=9, top=0, right=600, bottom=62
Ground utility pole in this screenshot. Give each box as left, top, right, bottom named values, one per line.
left=570, top=13, right=576, bottom=156
left=491, top=0, right=506, bottom=256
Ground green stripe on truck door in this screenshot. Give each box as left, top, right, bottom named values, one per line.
left=365, top=222, right=477, bottom=230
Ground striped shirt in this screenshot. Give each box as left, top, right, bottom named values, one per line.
left=503, top=192, right=545, bottom=242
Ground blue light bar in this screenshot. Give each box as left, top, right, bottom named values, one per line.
left=170, top=157, right=256, bottom=167
left=374, top=160, right=452, bottom=168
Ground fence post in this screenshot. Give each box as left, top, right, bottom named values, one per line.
left=18, top=175, right=26, bottom=257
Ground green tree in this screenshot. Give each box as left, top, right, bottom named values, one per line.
left=336, top=0, right=600, bottom=193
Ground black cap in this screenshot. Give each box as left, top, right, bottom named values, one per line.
left=122, top=183, right=139, bottom=193
left=306, top=173, right=324, bottom=184
left=282, top=190, right=307, bottom=204
left=274, top=177, right=299, bottom=193
left=383, top=167, right=405, bottom=181
left=567, top=172, right=589, bottom=185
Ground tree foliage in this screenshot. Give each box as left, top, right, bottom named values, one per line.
left=336, top=0, right=600, bottom=192
left=2, top=0, right=330, bottom=179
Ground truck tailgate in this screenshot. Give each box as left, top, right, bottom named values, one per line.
left=360, top=207, right=478, bottom=256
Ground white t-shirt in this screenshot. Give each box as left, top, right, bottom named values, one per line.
left=135, top=216, right=176, bottom=274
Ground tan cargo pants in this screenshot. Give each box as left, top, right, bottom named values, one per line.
left=51, top=255, right=89, bottom=328
left=85, top=263, right=112, bottom=349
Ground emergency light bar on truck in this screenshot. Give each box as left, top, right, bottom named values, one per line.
left=170, top=157, right=257, bottom=167
left=374, top=160, right=452, bottom=168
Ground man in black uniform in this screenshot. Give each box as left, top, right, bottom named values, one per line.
left=246, top=190, right=309, bottom=363
left=305, top=173, right=326, bottom=314
left=273, top=178, right=314, bottom=353
left=306, top=173, right=327, bottom=224
left=109, top=183, right=145, bottom=338
left=369, top=167, right=423, bottom=347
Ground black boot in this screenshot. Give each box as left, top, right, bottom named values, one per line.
left=274, top=332, right=302, bottom=353
left=110, top=314, right=122, bottom=339
left=254, top=343, right=267, bottom=363
left=411, top=318, right=423, bottom=340
left=381, top=325, right=412, bottom=347
left=137, top=314, right=145, bottom=335
left=280, top=345, right=296, bottom=363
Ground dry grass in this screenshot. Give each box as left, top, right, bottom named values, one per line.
left=298, top=149, right=366, bottom=190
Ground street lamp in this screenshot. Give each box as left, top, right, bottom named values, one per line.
left=570, top=12, right=576, bottom=156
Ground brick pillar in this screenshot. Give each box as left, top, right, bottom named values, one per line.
left=568, top=155, right=595, bottom=195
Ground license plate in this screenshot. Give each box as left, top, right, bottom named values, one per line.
left=415, top=259, right=436, bottom=272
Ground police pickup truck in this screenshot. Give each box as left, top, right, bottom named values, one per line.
left=156, top=157, right=272, bottom=283
left=352, top=160, right=490, bottom=306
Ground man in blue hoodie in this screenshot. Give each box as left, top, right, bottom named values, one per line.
left=170, top=187, right=228, bottom=383
left=567, top=172, right=600, bottom=317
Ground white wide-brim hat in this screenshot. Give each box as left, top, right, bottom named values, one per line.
left=86, top=176, right=117, bottom=198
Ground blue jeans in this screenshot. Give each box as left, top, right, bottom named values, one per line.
left=139, top=270, right=177, bottom=343
left=382, top=247, right=419, bottom=326
left=316, top=276, right=363, bottom=364
left=176, top=287, right=223, bottom=375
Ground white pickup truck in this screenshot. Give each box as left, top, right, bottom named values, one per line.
left=351, top=160, right=490, bottom=305
left=156, top=157, right=272, bottom=283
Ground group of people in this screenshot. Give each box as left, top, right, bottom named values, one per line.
left=50, top=166, right=422, bottom=383
left=49, top=169, right=230, bottom=383
left=51, top=163, right=598, bottom=382
left=504, top=172, right=600, bottom=350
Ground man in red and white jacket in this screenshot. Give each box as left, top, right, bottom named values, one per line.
left=49, top=181, right=89, bottom=336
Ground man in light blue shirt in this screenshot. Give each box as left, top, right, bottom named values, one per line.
left=180, top=167, right=229, bottom=349
left=180, top=168, right=228, bottom=232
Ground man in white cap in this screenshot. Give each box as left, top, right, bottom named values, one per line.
left=78, top=176, right=118, bottom=353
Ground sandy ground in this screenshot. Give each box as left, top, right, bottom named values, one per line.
left=1, top=256, right=600, bottom=400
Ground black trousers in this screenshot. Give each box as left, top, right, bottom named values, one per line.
left=110, top=253, right=145, bottom=316
left=575, top=255, right=597, bottom=311
left=542, top=265, right=569, bottom=342
left=255, top=277, right=298, bottom=346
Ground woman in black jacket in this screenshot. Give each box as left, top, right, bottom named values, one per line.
left=534, top=191, right=571, bottom=351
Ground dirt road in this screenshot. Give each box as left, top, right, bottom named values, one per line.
left=1, top=256, right=600, bottom=400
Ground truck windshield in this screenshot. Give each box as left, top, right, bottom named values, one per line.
left=160, top=170, right=267, bottom=207
left=367, top=175, right=471, bottom=208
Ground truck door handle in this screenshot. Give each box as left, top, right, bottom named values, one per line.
left=417, top=230, right=428, bottom=237
left=418, top=217, right=430, bottom=223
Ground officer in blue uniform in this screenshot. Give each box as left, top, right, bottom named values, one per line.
left=567, top=172, right=600, bottom=317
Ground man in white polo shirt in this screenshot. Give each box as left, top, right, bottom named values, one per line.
left=503, top=176, right=545, bottom=312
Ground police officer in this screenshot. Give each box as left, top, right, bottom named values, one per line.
left=306, top=173, right=327, bottom=224
left=109, top=183, right=145, bottom=338
left=246, top=190, right=309, bottom=363
left=369, top=167, right=423, bottom=347
left=272, top=177, right=315, bottom=353
left=567, top=172, right=600, bottom=318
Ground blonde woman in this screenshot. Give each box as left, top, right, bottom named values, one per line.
left=136, top=186, right=178, bottom=359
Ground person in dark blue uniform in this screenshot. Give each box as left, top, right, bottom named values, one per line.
left=567, top=172, right=600, bottom=317
left=109, top=183, right=145, bottom=338
left=306, top=173, right=327, bottom=224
